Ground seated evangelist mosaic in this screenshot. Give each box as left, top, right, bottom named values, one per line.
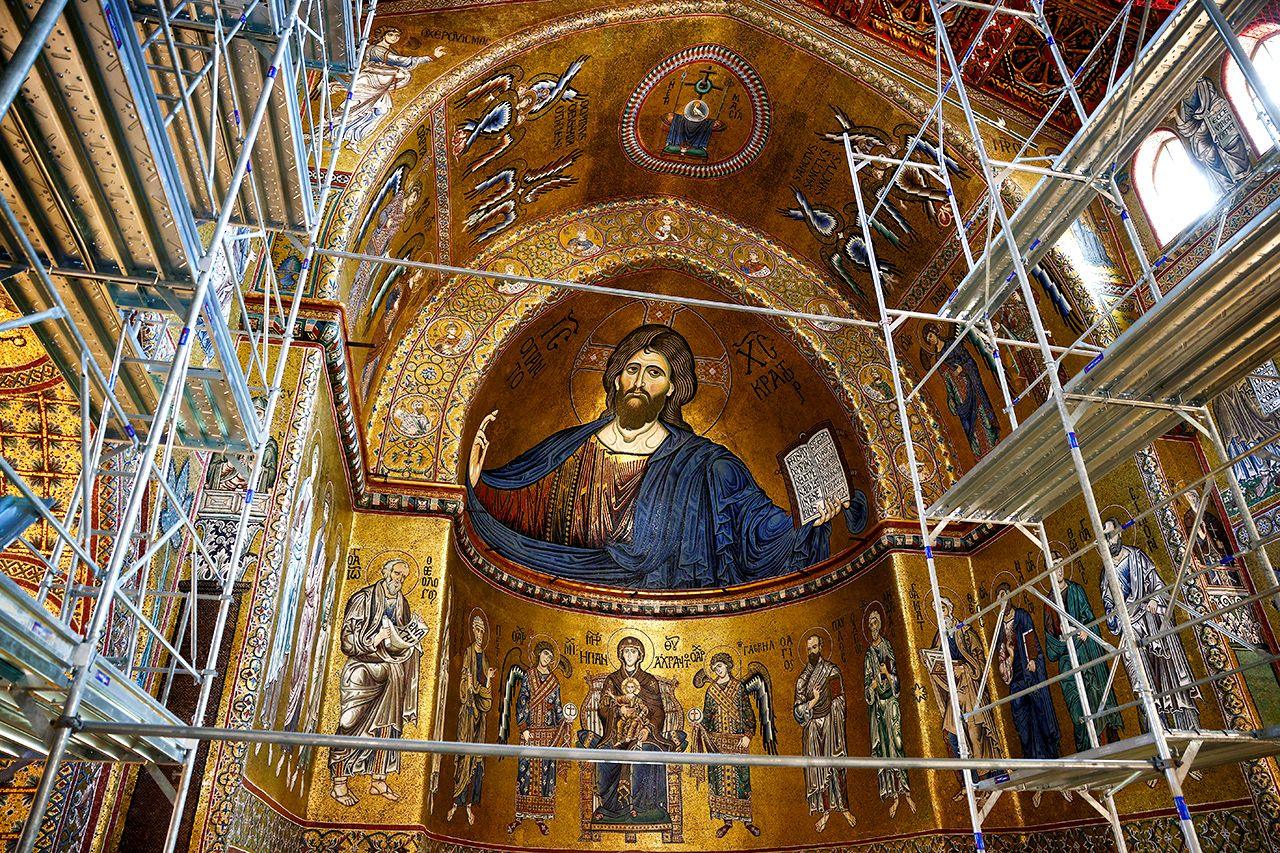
left=465, top=324, right=850, bottom=590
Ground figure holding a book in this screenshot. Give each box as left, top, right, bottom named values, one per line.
left=793, top=631, right=857, bottom=833
left=994, top=579, right=1061, bottom=804
left=466, top=324, right=849, bottom=590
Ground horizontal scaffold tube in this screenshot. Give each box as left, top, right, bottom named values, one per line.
left=72, top=721, right=1158, bottom=772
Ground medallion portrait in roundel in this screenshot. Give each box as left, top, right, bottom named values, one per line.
left=620, top=44, right=771, bottom=179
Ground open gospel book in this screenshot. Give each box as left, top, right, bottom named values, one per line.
left=781, top=425, right=849, bottom=526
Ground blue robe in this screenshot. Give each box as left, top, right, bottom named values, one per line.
left=1002, top=607, right=1061, bottom=760
left=466, top=417, right=830, bottom=589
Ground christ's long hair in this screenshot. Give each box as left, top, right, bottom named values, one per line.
left=602, top=325, right=697, bottom=430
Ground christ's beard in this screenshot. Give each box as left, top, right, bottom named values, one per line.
left=615, top=390, right=665, bottom=430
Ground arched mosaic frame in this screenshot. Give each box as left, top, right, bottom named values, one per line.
left=367, top=197, right=957, bottom=518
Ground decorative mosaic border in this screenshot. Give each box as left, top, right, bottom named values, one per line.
left=454, top=511, right=977, bottom=617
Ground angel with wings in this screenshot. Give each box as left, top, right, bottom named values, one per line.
left=689, top=653, right=777, bottom=839
left=497, top=637, right=574, bottom=835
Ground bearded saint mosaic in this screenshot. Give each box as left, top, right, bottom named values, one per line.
left=465, top=323, right=850, bottom=590
left=328, top=555, right=428, bottom=807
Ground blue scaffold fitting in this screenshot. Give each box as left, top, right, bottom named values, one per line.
left=234, top=109, right=241, bottom=125
left=1006, top=272, right=1015, bottom=283
left=1085, top=353, right=1103, bottom=373
left=1046, top=35, right=1055, bottom=46
left=1122, top=519, right=1136, bottom=530
left=245, top=489, right=254, bottom=505
left=975, top=831, right=986, bottom=850
left=1155, top=255, right=1169, bottom=268
left=104, top=7, right=124, bottom=47
left=946, top=187, right=954, bottom=196
left=267, top=66, right=278, bottom=78
left=924, top=545, right=934, bottom=560
left=1120, top=209, right=1130, bottom=221
left=301, top=258, right=311, bottom=269
left=1068, top=431, right=1079, bottom=449
left=178, top=327, right=190, bottom=346
left=1174, top=796, right=1191, bottom=821
left=125, top=424, right=137, bottom=439
left=245, top=162, right=253, bottom=175
left=1029, top=238, right=1041, bottom=251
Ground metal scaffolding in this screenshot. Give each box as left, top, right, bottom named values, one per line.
left=0, top=0, right=1279, bottom=849
left=0, top=0, right=374, bottom=846
left=835, top=0, right=1280, bottom=849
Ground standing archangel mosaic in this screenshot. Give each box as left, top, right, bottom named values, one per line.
left=328, top=556, right=428, bottom=806
left=498, top=637, right=572, bottom=835
left=689, top=653, right=777, bottom=839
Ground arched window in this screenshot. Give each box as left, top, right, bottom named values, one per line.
left=1223, top=23, right=1280, bottom=152
left=1132, top=130, right=1221, bottom=244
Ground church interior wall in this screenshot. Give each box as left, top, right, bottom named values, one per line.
left=8, top=0, right=1280, bottom=849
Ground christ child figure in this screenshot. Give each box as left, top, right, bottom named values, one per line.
left=611, top=677, right=652, bottom=749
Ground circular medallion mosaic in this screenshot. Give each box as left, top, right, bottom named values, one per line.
left=620, top=44, right=771, bottom=179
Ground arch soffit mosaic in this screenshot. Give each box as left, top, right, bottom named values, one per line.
left=367, top=197, right=958, bottom=519
left=314, top=0, right=991, bottom=300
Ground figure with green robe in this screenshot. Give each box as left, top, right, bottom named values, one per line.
left=1043, top=561, right=1122, bottom=751
left=862, top=608, right=915, bottom=817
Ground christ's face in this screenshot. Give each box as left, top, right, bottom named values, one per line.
left=620, top=645, right=641, bottom=669
left=623, top=679, right=641, bottom=697
left=614, top=349, right=671, bottom=429
left=471, top=616, right=485, bottom=646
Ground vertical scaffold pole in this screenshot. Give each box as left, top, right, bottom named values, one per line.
left=842, top=137, right=990, bottom=850
left=930, top=0, right=1202, bottom=846
left=14, top=0, right=313, bottom=847
left=1034, top=524, right=1129, bottom=853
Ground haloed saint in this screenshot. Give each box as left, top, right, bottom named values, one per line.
left=465, top=324, right=848, bottom=590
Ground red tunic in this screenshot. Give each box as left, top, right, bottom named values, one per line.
left=474, top=436, right=649, bottom=548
